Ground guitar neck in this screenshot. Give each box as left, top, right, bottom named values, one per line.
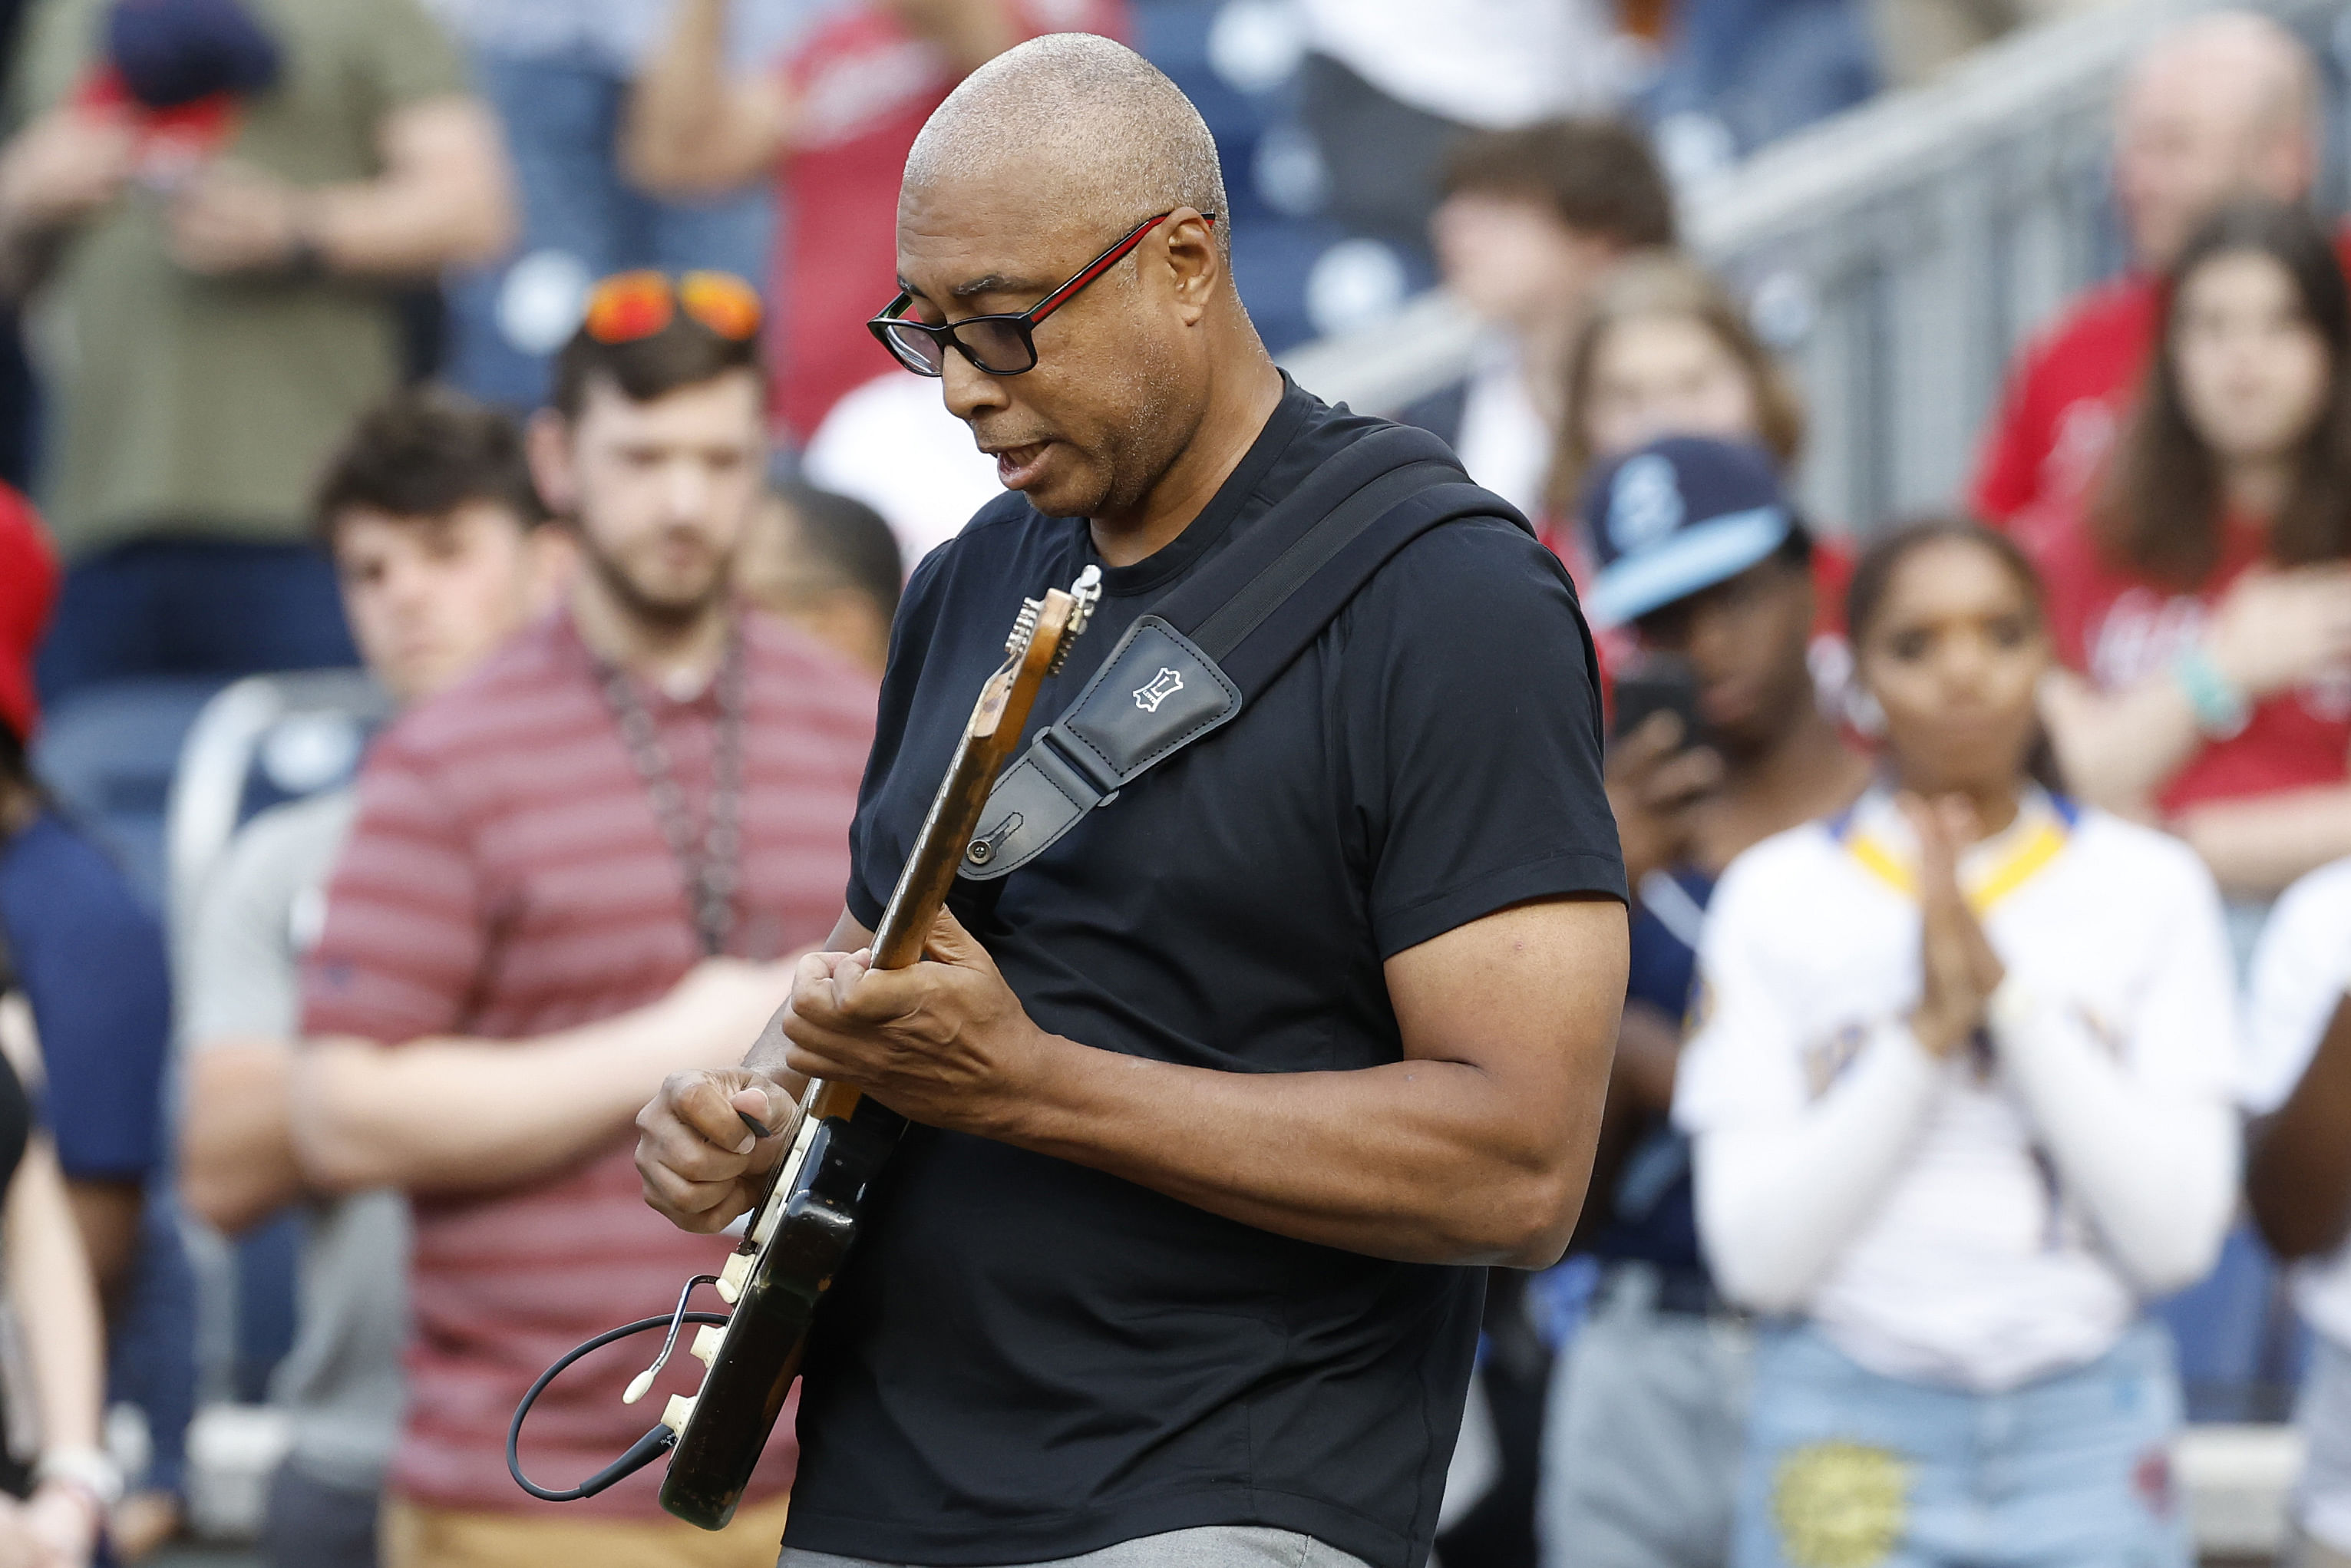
left=801, top=725, right=994, bottom=1127
left=806, top=577, right=1087, bottom=1124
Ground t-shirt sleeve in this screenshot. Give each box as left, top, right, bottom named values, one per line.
left=2243, top=863, right=2351, bottom=1114
left=1970, top=336, right=2054, bottom=527
left=2, top=826, right=170, bottom=1180
left=1672, top=848, right=1812, bottom=1134
left=183, top=803, right=342, bottom=1045
left=2120, top=839, right=2240, bottom=1103
left=357, top=0, right=469, bottom=111
left=299, top=734, right=487, bottom=1044
left=8, top=0, right=97, bottom=123
left=1346, top=517, right=1625, bottom=959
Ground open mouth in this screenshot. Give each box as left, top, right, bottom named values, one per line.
left=986, top=441, right=1053, bottom=490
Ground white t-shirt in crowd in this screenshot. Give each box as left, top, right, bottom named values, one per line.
left=1676, top=790, right=2239, bottom=1392
left=801, top=369, right=1005, bottom=573
left=1299, top=0, right=1626, bottom=128
left=1450, top=343, right=1552, bottom=523
left=2244, top=858, right=2351, bottom=1347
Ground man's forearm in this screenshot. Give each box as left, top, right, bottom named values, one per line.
left=995, top=1041, right=1597, bottom=1267
left=624, top=0, right=784, bottom=193
left=303, top=99, right=513, bottom=277
left=180, top=1041, right=305, bottom=1234
left=292, top=1005, right=714, bottom=1196
left=2174, top=786, right=2351, bottom=900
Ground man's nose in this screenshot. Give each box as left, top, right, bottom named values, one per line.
left=660, top=457, right=715, bottom=521
left=939, top=348, right=1010, bottom=425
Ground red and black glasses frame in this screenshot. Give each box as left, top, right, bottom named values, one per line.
left=867, top=209, right=1217, bottom=378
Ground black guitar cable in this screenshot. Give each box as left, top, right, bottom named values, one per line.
left=507, top=1309, right=727, bottom=1501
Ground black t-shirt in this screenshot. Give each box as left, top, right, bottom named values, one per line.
left=787, top=382, right=1624, bottom=1568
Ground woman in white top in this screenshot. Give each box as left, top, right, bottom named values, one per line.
left=1675, top=518, right=2240, bottom=1568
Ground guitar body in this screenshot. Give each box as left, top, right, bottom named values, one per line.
left=659, top=1100, right=903, bottom=1529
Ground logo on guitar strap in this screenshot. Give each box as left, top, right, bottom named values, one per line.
left=1134, top=667, right=1184, bottom=712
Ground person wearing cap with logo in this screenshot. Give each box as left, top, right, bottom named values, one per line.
left=1539, top=437, right=1871, bottom=1568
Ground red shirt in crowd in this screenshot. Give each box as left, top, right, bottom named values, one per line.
left=2039, top=516, right=2351, bottom=816
left=771, top=0, right=1128, bottom=444
left=1970, top=227, right=2351, bottom=557
left=300, top=608, right=875, bottom=1517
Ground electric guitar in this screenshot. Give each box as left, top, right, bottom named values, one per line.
left=639, top=563, right=1103, bottom=1530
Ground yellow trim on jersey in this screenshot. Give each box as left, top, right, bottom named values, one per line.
left=1842, top=811, right=2070, bottom=916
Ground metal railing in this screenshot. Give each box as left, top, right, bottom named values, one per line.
left=1280, top=0, right=2351, bottom=533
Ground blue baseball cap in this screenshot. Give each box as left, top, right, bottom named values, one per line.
left=1580, top=435, right=1798, bottom=627
left=107, top=0, right=281, bottom=111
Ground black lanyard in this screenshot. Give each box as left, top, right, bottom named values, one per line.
left=595, top=630, right=746, bottom=958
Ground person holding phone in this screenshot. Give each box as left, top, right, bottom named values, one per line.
left=1539, top=436, right=1869, bottom=1568
left=1676, top=519, right=2237, bottom=1568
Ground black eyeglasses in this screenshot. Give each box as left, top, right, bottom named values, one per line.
left=867, top=209, right=1216, bottom=378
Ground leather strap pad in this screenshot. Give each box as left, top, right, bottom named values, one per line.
left=960, top=616, right=1240, bottom=880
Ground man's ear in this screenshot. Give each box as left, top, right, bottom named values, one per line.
left=1163, top=208, right=1221, bottom=320
left=526, top=408, right=579, bottom=519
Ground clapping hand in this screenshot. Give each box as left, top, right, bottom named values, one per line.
left=1904, top=793, right=2003, bottom=1061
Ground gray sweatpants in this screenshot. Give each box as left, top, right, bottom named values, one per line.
left=1537, top=1263, right=1755, bottom=1568
left=780, top=1527, right=1374, bottom=1568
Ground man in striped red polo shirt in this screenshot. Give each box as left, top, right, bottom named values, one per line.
left=296, top=273, right=876, bottom=1568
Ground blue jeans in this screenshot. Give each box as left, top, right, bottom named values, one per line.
left=35, top=538, right=357, bottom=707
left=442, top=48, right=774, bottom=412
left=1733, top=1320, right=2189, bottom=1568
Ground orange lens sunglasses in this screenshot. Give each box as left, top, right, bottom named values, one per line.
left=583, top=270, right=764, bottom=345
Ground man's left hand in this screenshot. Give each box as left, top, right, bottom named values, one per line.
left=780, top=907, right=1053, bottom=1136
left=169, top=161, right=311, bottom=276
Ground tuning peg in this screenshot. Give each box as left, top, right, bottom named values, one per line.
left=662, top=1394, right=696, bottom=1435
left=692, top=1325, right=725, bottom=1367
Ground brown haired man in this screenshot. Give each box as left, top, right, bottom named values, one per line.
left=1415, top=117, right=1677, bottom=518
left=292, top=286, right=875, bottom=1568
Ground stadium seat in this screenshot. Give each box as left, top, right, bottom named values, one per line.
left=31, top=676, right=235, bottom=912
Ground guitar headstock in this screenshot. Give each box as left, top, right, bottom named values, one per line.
left=972, top=564, right=1103, bottom=746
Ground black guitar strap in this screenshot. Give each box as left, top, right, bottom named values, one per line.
left=959, top=421, right=1552, bottom=882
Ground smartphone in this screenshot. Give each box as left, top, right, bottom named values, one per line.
left=1610, top=653, right=1707, bottom=750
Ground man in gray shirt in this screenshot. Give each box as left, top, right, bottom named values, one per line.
left=178, top=388, right=568, bottom=1568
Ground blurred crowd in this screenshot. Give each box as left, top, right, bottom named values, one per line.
left=0, top=2, right=2345, bottom=1568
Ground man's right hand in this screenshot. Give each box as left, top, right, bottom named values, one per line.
left=1605, top=711, right=1721, bottom=888
left=0, top=109, right=134, bottom=234
left=636, top=1067, right=794, bottom=1233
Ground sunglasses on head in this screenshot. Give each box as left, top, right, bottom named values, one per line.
left=584, top=270, right=764, bottom=345
left=867, top=209, right=1216, bottom=378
